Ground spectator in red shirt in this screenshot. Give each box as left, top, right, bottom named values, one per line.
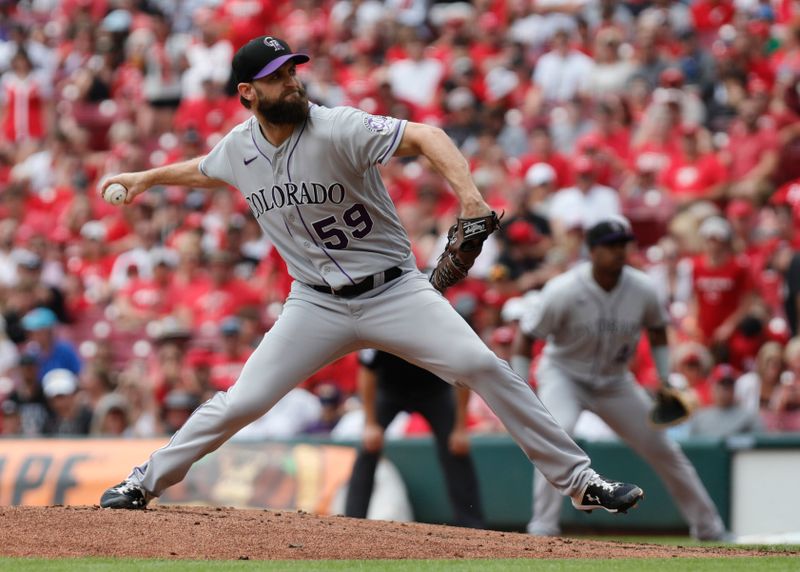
left=114, top=248, right=180, bottom=327
left=661, top=125, right=728, bottom=206
left=722, top=98, right=780, bottom=201
left=178, top=250, right=262, bottom=332
left=690, top=216, right=757, bottom=349
left=216, top=0, right=276, bottom=52
left=67, top=221, right=115, bottom=307
left=301, top=352, right=359, bottom=397
left=173, top=78, right=230, bottom=143
left=587, top=96, right=632, bottom=164
left=0, top=49, right=49, bottom=147
left=576, top=131, right=623, bottom=187
left=690, top=0, right=735, bottom=46
left=517, top=126, right=573, bottom=189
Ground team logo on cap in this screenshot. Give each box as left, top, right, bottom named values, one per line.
left=362, top=114, right=395, bottom=135
left=263, top=36, right=284, bottom=51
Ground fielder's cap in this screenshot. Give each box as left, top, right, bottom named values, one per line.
left=232, top=36, right=310, bottom=84
left=525, top=163, right=556, bottom=187
left=21, top=307, right=57, bottom=331
left=585, top=216, right=636, bottom=248
left=42, top=368, right=78, bottom=398
left=698, top=216, right=732, bottom=241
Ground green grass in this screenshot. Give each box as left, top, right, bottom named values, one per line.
left=583, top=535, right=799, bottom=552
left=0, top=558, right=797, bottom=571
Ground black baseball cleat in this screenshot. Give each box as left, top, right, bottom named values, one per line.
left=100, top=480, right=149, bottom=509
left=572, top=475, right=644, bottom=514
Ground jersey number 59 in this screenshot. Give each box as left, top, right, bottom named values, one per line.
left=311, top=203, right=374, bottom=250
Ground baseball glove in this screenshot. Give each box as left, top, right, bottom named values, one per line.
left=430, top=211, right=502, bottom=293
left=649, top=386, right=698, bottom=428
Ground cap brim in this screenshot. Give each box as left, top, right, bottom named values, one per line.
left=251, top=53, right=310, bottom=81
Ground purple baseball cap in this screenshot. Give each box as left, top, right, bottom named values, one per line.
left=232, top=36, right=310, bottom=84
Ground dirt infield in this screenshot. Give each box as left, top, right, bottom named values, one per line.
left=0, top=505, right=782, bottom=560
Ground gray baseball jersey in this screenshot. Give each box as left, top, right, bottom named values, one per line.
left=520, top=262, right=667, bottom=385
left=199, top=105, right=414, bottom=289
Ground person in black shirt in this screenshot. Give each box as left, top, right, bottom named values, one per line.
left=344, top=350, right=485, bottom=528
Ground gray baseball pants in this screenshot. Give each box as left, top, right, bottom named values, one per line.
left=130, top=270, right=595, bottom=500
left=527, top=360, right=725, bottom=540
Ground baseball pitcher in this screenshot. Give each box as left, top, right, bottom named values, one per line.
left=99, top=36, right=643, bottom=517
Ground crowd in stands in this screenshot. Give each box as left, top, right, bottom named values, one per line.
left=1, top=0, right=800, bottom=440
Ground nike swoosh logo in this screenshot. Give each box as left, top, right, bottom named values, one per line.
left=243, top=156, right=258, bottom=166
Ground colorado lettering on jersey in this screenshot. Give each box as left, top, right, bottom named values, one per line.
left=245, top=182, right=346, bottom=218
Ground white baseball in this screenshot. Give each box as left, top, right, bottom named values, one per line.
left=103, top=183, right=128, bottom=205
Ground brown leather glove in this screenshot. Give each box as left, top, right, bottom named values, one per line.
left=430, top=211, right=502, bottom=293
left=649, top=386, right=698, bottom=427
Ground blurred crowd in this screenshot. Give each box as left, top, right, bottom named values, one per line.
left=1, top=0, right=800, bottom=439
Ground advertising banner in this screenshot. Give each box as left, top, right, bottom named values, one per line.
left=0, top=439, right=356, bottom=513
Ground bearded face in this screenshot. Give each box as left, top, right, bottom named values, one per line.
left=255, top=85, right=309, bottom=125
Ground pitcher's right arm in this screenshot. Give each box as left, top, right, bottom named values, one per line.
left=100, top=157, right=228, bottom=204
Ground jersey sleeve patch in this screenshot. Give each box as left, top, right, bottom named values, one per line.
left=362, top=114, right=397, bottom=135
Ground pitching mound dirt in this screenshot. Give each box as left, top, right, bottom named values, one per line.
left=0, top=506, right=784, bottom=560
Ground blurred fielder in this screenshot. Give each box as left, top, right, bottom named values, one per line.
left=512, top=216, right=727, bottom=541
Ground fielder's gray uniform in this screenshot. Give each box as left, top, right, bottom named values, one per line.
left=127, top=105, right=597, bottom=501
left=520, top=262, right=724, bottom=539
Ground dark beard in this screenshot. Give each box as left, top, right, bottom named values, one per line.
left=257, top=89, right=309, bottom=125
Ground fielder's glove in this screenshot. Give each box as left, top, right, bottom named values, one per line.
left=649, top=386, right=698, bottom=428
left=430, top=211, right=502, bottom=293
